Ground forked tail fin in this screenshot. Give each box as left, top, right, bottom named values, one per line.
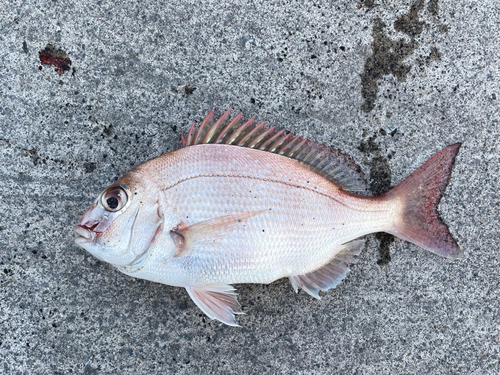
left=384, top=143, right=463, bottom=259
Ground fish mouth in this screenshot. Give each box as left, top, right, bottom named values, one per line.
left=74, top=224, right=98, bottom=244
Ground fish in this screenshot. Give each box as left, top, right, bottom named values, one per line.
left=75, top=109, right=462, bottom=326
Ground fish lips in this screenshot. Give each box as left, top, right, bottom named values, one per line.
left=74, top=225, right=97, bottom=244
left=74, top=225, right=107, bottom=263
left=75, top=203, right=113, bottom=246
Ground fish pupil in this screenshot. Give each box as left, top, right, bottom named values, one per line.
left=107, top=197, right=119, bottom=209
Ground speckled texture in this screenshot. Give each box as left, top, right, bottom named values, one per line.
left=0, top=0, right=499, bottom=374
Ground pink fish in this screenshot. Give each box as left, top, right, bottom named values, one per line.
left=75, top=110, right=462, bottom=326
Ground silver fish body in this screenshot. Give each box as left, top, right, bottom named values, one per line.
left=121, top=144, right=391, bottom=286
left=75, top=110, right=462, bottom=326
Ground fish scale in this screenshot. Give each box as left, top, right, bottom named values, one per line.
left=75, top=110, right=462, bottom=326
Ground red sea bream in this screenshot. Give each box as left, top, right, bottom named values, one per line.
left=75, top=110, right=462, bottom=326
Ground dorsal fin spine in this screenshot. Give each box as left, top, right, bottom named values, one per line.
left=294, top=141, right=313, bottom=160
left=313, top=155, right=330, bottom=171
left=303, top=149, right=317, bottom=164
left=269, top=132, right=293, bottom=153
left=186, top=123, right=196, bottom=146
left=227, top=118, right=255, bottom=145
left=203, top=109, right=231, bottom=144
left=194, top=109, right=214, bottom=145
left=280, top=135, right=302, bottom=156
left=329, top=164, right=342, bottom=175
left=259, top=129, right=285, bottom=151
left=288, top=138, right=309, bottom=159
left=320, top=152, right=340, bottom=170
left=237, top=121, right=266, bottom=147
left=214, top=113, right=242, bottom=144
left=309, top=149, right=329, bottom=167
left=247, top=126, right=276, bottom=148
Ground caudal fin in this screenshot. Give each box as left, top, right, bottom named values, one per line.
left=385, top=143, right=462, bottom=259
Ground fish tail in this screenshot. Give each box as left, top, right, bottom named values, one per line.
left=384, top=143, right=463, bottom=259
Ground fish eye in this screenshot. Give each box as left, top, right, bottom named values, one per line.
left=101, top=186, right=128, bottom=212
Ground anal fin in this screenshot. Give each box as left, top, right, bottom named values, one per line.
left=186, top=284, right=244, bottom=327
left=289, top=240, right=365, bottom=299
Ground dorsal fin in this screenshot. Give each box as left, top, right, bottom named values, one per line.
left=181, top=110, right=367, bottom=193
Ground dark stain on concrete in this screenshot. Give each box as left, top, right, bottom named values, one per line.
left=427, top=0, right=439, bottom=16
left=360, top=0, right=446, bottom=113
left=22, top=41, right=28, bottom=54
left=39, top=44, right=72, bottom=75
left=83, top=162, right=96, bottom=174
left=358, top=134, right=380, bottom=154
left=356, top=0, right=376, bottom=9
left=368, top=154, right=392, bottom=197
left=374, top=233, right=393, bottom=266
left=360, top=18, right=417, bottom=112
left=394, top=0, right=425, bottom=37
left=183, top=85, right=196, bottom=96
left=21, top=148, right=40, bottom=166
left=359, top=132, right=394, bottom=265
left=415, top=46, right=442, bottom=67
left=428, top=46, right=441, bottom=62
left=364, top=0, right=376, bottom=8
left=172, top=84, right=196, bottom=96
left=439, top=24, right=450, bottom=33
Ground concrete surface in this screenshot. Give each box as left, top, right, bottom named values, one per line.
left=1, top=0, right=499, bottom=373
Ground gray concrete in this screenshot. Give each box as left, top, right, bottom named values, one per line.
left=1, top=0, right=499, bottom=373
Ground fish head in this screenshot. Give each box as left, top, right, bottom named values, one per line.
left=74, top=172, right=162, bottom=267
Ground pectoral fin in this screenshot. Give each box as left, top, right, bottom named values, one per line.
left=185, top=284, right=244, bottom=327
left=289, top=240, right=365, bottom=299
left=170, top=210, right=268, bottom=257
